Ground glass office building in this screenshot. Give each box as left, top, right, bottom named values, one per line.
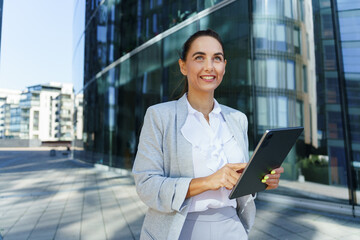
left=311, top=0, right=360, bottom=209
left=73, top=0, right=359, bottom=212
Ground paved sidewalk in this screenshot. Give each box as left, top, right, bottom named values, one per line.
left=0, top=150, right=359, bottom=240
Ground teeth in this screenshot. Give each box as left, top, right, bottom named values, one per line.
left=202, top=76, right=214, bottom=80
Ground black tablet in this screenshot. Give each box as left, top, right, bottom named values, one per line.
left=229, top=127, right=304, bottom=199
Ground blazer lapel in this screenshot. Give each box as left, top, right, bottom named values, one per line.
left=176, top=95, right=194, bottom=177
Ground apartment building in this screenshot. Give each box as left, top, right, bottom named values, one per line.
left=0, top=83, right=83, bottom=141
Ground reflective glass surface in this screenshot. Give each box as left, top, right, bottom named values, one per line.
left=337, top=2, right=360, bottom=193
left=339, top=10, right=360, bottom=41
left=337, top=0, right=360, bottom=11
left=0, top=0, right=3, bottom=53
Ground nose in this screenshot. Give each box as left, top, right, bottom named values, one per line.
left=204, top=59, right=214, bottom=72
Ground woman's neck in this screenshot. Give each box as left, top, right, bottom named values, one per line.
left=187, top=91, right=214, bottom=117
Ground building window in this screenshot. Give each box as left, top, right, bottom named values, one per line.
left=303, top=65, right=307, bottom=92
left=257, top=96, right=289, bottom=128
left=33, top=111, right=39, bottom=131
left=294, top=27, right=301, bottom=54
left=267, top=59, right=278, bottom=88
left=287, top=61, right=295, bottom=90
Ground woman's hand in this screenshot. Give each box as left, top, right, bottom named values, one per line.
left=205, top=163, right=247, bottom=191
left=186, top=163, right=247, bottom=199
left=262, top=167, right=284, bottom=190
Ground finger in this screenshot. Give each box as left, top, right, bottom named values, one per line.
left=227, top=163, right=247, bottom=172
left=261, top=175, right=279, bottom=184
left=228, top=167, right=241, bottom=179
left=270, top=167, right=284, bottom=174
left=224, top=178, right=237, bottom=189
left=265, top=173, right=281, bottom=180
left=264, top=178, right=280, bottom=185
left=264, top=179, right=280, bottom=189
left=226, top=172, right=240, bottom=186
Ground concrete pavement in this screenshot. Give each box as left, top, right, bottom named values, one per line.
left=0, top=149, right=359, bottom=240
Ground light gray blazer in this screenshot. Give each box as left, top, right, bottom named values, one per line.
left=133, top=94, right=256, bottom=240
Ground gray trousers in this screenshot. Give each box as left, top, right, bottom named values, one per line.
left=179, top=207, right=248, bottom=240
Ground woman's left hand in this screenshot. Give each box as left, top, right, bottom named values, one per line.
left=262, top=167, right=284, bottom=190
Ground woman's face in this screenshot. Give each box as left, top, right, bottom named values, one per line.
left=179, top=36, right=226, bottom=95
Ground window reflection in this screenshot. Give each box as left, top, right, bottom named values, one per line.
left=255, top=59, right=297, bottom=90
left=257, top=96, right=289, bottom=129
left=339, top=10, right=360, bottom=41
left=287, top=61, right=295, bottom=90
left=323, top=41, right=337, bottom=70
left=337, top=0, right=360, bottom=11
left=342, top=42, right=360, bottom=73
left=321, top=11, right=334, bottom=39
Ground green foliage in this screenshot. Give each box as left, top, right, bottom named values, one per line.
left=298, top=155, right=329, bottom=185
left=299, top=155, right=328, bottom=168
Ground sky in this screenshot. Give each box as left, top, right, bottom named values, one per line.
left=0, top=0, right=82, bottom=92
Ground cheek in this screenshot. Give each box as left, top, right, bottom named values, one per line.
left=186, top=64, right=201, bottom=76
left=216, top=66, right=226, bottom=77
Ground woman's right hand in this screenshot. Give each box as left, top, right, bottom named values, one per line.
left=186, top=163, right=247, bottom=199
left=205, top=163, right=247, bottom=191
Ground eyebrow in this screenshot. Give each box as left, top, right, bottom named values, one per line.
left=192, top=51, right=224, bottom=57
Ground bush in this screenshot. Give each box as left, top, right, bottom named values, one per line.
left=299, top=155, right=329, bottom=185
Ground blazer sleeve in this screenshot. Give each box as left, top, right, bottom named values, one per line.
left=132, top=106, right=192, bottom=213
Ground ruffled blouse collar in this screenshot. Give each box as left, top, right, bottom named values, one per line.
left=181, top=95, right=232, bottom=172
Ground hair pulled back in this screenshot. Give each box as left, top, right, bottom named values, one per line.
left=173, top=29, right=225, bottom=99
left=180, top=29, right=225, bottom=61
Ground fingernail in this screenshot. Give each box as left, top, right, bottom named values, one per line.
left=261, top=179, right=266, bottom=183
left=271, top=170, right=276, bottom=174
left=264, top=176, right=269, bottom=180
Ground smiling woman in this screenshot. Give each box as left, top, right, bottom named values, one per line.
left=132, top=29, right=284, bottom=240
left=178, top=35, right=227, bottom=114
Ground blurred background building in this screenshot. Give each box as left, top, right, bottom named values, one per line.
left=0, top=83, right=83, bottom=144
left=73, top=0, right=359, bottom=212
left=0, top=88, right=21, bottom=138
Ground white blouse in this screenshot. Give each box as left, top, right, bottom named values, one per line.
left=181, top=96, right=246, bottom=213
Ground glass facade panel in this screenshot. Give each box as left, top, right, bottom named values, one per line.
left=337, top=2, right=360, bottom=193
left=266, top=59, right=278, bottom=88
left=342, top=41, right=360, bottom=73
left=253, top=21, right=300, bottom=53
left=320, top=9, right=334, bottom=39
left=287, top=61, right=295, bottom=89
left=339, top=10, right=360, bottom=41
left=323, top=40, right=338, bottom=70
left=337, top=0, right=360, bottom=11
left=278, top=96, right=288, bottom=127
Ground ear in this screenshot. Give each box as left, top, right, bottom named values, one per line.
left=178, top=59, right=187, bottom=76
left=224, top=59, right=227, bottom=75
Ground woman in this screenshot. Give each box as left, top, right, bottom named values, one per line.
left=133, top=29, right=284, bottom=240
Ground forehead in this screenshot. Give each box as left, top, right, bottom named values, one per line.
left=188, top=36, right=223, bottom=54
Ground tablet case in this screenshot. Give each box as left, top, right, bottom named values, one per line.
left=229, top=127, right=304, bottom=199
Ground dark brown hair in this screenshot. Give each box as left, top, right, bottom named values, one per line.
left=180, top=29, right=225, bottom=61
left=173, top=29, right=225, bottom=99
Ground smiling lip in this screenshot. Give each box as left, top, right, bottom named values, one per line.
left=200, top=75, right=216, bottom=82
